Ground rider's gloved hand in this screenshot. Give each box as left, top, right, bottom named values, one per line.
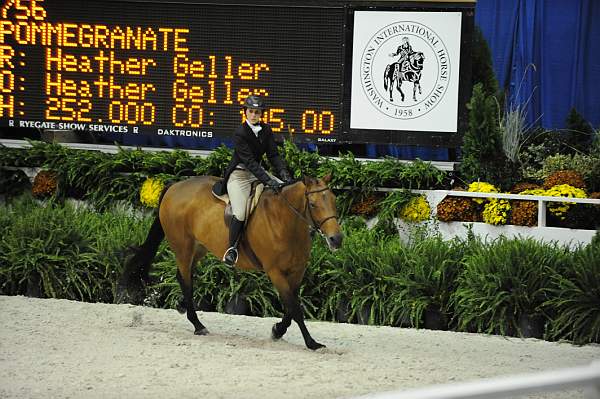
left=266, top=179, right=283, bottom=193
left=279, top=169, right=294, bottom=184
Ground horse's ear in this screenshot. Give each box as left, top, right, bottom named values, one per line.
left=303, top=175, right=316, bottom=186
left=322, top=173, right=332, bottom=184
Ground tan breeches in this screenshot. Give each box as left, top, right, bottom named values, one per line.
left=227, top=169, right=281, bottom=221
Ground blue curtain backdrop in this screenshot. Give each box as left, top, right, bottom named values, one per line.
left=474, top=0, right=600, bottom=130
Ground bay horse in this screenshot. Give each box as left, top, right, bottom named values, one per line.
left=383, top=51, right=425, bottom=102
left=117, top=174, right=342, bottom=350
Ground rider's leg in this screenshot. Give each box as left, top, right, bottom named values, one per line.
left=223, top=216, right=244, bottom=266
left=223, top=170, right=254, bottom=266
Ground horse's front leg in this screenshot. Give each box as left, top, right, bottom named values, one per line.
left=268, top=269, right=324, bottom=350
left=175, top=246, right=209, bottom=336
left=397, top=81, right=405, bottom=102
left=272, top=311, right=292, bottom=339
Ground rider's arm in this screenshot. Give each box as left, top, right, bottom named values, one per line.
left=264, top=125, right=289, bottom=179
left=233, top=126, right=273, bottom=185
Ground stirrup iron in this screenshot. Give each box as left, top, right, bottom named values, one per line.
left=223, top=246, right=239, bottom=266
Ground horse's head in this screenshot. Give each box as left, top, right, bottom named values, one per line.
left=303, top=174, right=343, bottom=250
left=410, top=52, right=425, bottom=69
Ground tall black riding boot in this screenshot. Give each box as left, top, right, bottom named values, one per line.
left=223, top=216, right=244, bottom=266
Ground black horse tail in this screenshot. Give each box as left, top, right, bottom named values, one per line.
left=116, top=184, right=170, bottom=304
left=384, top=64, right=390, bottom=91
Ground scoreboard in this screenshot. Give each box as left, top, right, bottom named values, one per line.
left=0, top=0, right=474, bottom=147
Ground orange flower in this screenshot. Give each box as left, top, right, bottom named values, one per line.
left=32, top=170, right=58, bottom=198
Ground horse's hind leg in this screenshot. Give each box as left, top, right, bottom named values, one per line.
left=175, top=244, right=208, bottom=335
left=413, top=81, right=420, bottom=101
left=268, top=269, right=324, bottom=350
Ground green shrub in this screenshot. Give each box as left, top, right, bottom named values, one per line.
left=544, top=237, right=600, bottom=344
left=460, top=84, right=515, bottom=190
left=387, top=235, right=463, bottom=329
left=0, top=196, right=109, bottom=300
left=199, top=144, right=233, bottom=176
left=377, top=190, right=418, bottom=223
left=317, top=223, right=402, bottom=325
left=0, top=196, right=153, bottom=301
left=281, top=140, right=332, bottom=179
left=0, top=168, right=31, bottom=198
left=564, top=108, right=594, bottom=154
left=301, top=233, right=338, bottom=319
left=453, top=237, right=567, bottom=337
left=519, top=129, right=564, bottom=180
left=471, top=25, right=499, bottom=99
left=531, top=153, right=600, bottom=192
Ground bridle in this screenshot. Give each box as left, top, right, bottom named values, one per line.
left=279, top=185, right=338, bottom=234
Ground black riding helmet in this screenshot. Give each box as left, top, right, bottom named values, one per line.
left=243, top=95, right=266, bottom=111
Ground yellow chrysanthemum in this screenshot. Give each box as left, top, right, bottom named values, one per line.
left=544, top=184, right=587, bottom=220
left=468, top=181, right=499, bottom=204
left=482, top=198, right=511, bottom=225
left=399, top=195, right=431, bottom=222
left=140, top=177, right=165, bottom=208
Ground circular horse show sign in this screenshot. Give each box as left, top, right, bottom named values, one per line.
left=360, top=21, right=451, bottom=120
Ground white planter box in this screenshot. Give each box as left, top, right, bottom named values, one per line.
left=434, top=221, right=595, bottom=249
left=389, top=189, right=599, bottom=249
left=391, top=219, right=596, bottom=249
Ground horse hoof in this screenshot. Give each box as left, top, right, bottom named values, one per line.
left=194, top=328, right=209, bottom=336
left=115, top=288, right=144, bottom=305
left=271, top=324, right=284, bottom=340
left=307, top=341, right=326, bottom=351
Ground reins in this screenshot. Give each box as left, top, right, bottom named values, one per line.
left=277, top=184, right=337, bottom=234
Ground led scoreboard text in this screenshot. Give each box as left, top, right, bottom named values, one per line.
left=0, top=0, right=344, bottom=143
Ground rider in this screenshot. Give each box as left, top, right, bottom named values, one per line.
left=220, top=95, right=293, bottom=266
left=389, top=36, right=414, bottom=66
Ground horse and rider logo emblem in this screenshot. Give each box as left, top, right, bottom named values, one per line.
left=359, top=21, right=451, bottom=120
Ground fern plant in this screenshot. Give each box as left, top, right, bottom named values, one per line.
left=317, top=222, right=400, bottom=325
left=453, top=237, right=567, bottom=337
left=387, top=236, right=463, bottom=329
left=0, top=196, right=111, bottom=301
left=544, top=237, right=600, bottom=344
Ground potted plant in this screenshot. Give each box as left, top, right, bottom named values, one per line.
left=387, top=235, right=463, bottom=330
left=318, top=220, right=401, bottom=325
left=453, top=237, right=566, bottom=338
left=544, top=234, right=600, bottom=344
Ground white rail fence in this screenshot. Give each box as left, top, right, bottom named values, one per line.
left=351, top=362, right=600, bottom=399
left=413, top=189, right=600, bottom=228
left=366, top=188, right=600, bottom=228
left=376, top=189, right=600, bottom=249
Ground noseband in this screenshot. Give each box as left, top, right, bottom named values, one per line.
left=305, top=187, right=339, bottom=231
left=279, top=185, right=338, bottom=234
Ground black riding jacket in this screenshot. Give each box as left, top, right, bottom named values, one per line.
left=222, top=122, right=288, bottom=187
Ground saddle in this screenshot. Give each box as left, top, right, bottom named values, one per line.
left=211, top=179, right=265, bottom=228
